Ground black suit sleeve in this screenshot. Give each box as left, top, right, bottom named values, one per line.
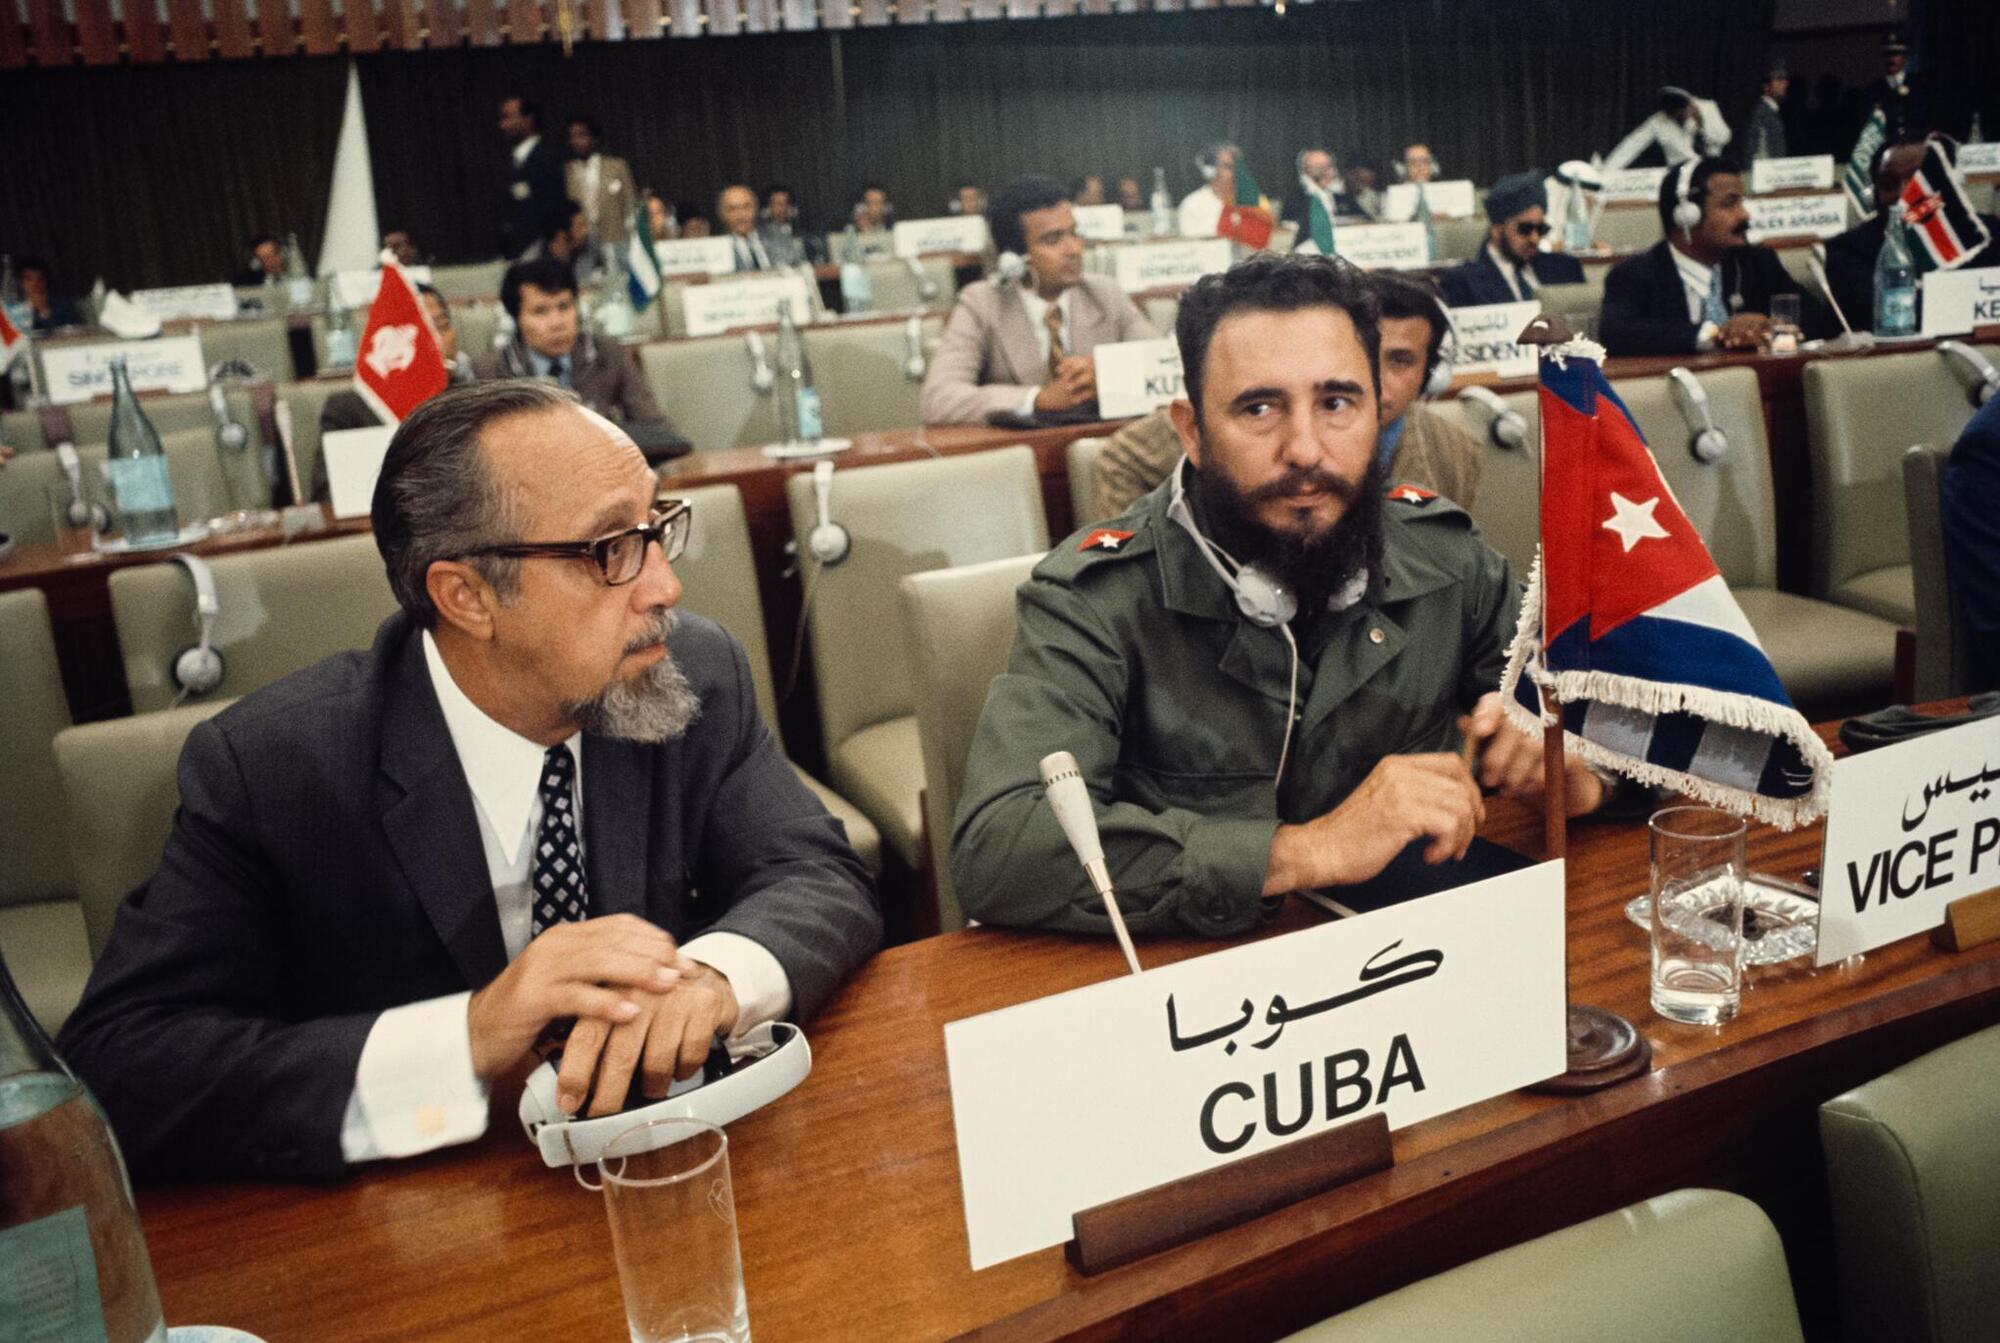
left=57, top=720, right=377, bottom=1181
left=1599, top=256, right=1699, bottom=356
left=687, top=634, right=882, bottom=1021
left=1437, top=262, right=1480, bottom=309
left=1823, top=234, right=1876, bottom=334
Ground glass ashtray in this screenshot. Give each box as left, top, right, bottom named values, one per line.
left=1624, top=872, right=1819, bottom=966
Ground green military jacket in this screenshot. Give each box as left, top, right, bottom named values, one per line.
left=951, top=473, right=1520, bottom=938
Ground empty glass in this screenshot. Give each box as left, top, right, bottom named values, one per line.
left=1768, top=294, right=1801, bottom=354
left=1649, top=806, right=1748, bottom=1026
left=593, top=1119, right=750, bottom=1343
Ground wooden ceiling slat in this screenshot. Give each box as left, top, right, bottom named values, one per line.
left=1005, top=0, right=1034, bottom=17
left=74, top=0, right=119, bottom=61
left=620, top=0, right=660, bottom=38
left=343, top=0, right=382, bottom=50
left=893, top=0, right=927, bottom=21
left=26, top=0, right=69, bottom=61
left=856, top=0, right=886, bottom=25
left=378, top=0, right=415, bottom=47
left=297, top=0, right=338, bottom=50
left=778, top=0, right=810, bottom=28
left=122, top=0, right=168, bottom=59
left=424, top=0, right=461, bottom=44
left=212, top=0, right=255, bottom=56
left=740, top=0, right=771, bottom=33
left=255, top=0, right=297, bottom=52
left=462, top=0, right=499, bottom=43
left=0, top=0, right=27, bottom=68
left=931, top=0, right=962, bottom=19
left=704, top=0, right=737, bottom=36
left=503, top=0, right=539, bottom=41
left=587, top=0, right=618, bottom=41
left=1042, top=0, right=1075, bottom=15
left=1082, top=0, right=1109, bottom=12
left=820, top=0, right=850, bottom=28
left=967, top=0, right=999, bottom=19
left=164, top=0, right=208, bottom=56
left=664, top=0, right=697, bottom=34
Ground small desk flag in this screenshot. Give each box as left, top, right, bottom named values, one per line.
left=353, top=256, right=449, bottom=425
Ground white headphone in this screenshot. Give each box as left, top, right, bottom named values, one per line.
left=1671, top=159, right=1703, bottom=239
left=170, top=553, right=226, bottom=697
left=1667, top=367, right=1728, bottom=462
left=1939, top=341, right=2000, bottom=408
left=994, top=250, right=1028, bottom=288
left=1423, top=293, right=1456, bottom=399
left=1457, top=385, right=1530, bottom=451
left=805, top=459, right=851, bottom=566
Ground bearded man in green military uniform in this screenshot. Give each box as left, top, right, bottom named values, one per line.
left=953, top=253, right=1608, bottom=937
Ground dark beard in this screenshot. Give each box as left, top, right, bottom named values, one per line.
left=1188, top=451, right=1386, bottom=619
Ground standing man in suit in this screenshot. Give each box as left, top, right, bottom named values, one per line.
left=1599, top=156, right=1829, bottom=356
left=499, top=95, right=568, bottom=262
left=1280, top=148, right=1358, bottom=249
left=920, top=176, right=1157, bottom=426
left=566, top=117, right=637, bottom=251
left=1857, top=32, right=1923, bottom=145
left=473, top=259, right=683, bottom=459
left=58, top=378, right=881, bottom=1179
left=1747, top=62, right=1790, bottom=163
left=1437, top=174, right=1585, bottom=308
left=1823, top=142, right=2000, bottom=332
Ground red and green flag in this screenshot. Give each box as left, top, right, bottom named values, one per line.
left=1218, top=158, right=1276, bottom=250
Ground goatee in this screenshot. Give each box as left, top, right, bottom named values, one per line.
left=563, top=609, right=703, bottom=743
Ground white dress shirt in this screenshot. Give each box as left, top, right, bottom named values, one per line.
left=1670, top=245, right=1724, bottom=350
left=1485, top=242, right=1538, bottom=300
left=580, top=152, right=603, bottom=226
left=1012, top=285, right=1076, bottom=420
left=1604, top=99, right=1732, bottom=170
left=1177, top=186, right=1225, bottom=239
left=511, top=134, right=540, bottom=168
left=730, top=230, right=772, bottom=272
left=337, top=631, right=792, bottom=1163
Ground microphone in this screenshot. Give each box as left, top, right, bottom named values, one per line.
left=1038, top=751, right=1143, bottom=976
left=1808, top=246, right=1874, bottom=352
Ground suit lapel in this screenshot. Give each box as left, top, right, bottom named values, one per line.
left=375, top=621, right=511, bottom=989
left=582, top=736, right=654, bottom=920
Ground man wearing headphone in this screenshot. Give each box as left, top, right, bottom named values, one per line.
left=954, top=254, right=1609, bottom=939
left=919, top=175, right=1156, bottom=426
left=1598, top=156, right=1827, bottom=357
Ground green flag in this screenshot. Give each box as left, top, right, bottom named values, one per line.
left=1842, top=108, right=1887, bottom=219
left=1307, top=194, right=1336, bottom=254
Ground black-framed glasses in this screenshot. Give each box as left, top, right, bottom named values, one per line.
left=1512, top=221, right=1552, bottom=238
left=468, top=497, right=692, bottom=586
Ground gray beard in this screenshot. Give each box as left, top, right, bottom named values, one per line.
left=564, top=611, right=703, bottom=743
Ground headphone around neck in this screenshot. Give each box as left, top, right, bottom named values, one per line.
left=1166, top=461, right=1296, bottom=629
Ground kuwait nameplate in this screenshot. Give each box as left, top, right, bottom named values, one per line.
left=1093, top=337, right=1184, bottom=419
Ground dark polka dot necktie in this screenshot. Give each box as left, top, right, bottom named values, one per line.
left=531, top=744, right=589, bottom=937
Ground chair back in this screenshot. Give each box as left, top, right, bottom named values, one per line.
left=901, top=553, right=1041, bottom=928
left=805, top=317, right=942, bottom=437
left=1536, top=274, right=1605, bottom=334
left=0, top=426, right=243, bottom=547
left=1427, top=386, right=1542, bottom=578
left=1902, top=443, right=1974, bottom=700
left=53, top=701, right=231, bottom=959
left=863, top=257, right=958, bottom=312
left=665, top=483, right=780, bottom=730
left=1067, top=437, right=1109, bottom=528
left=1595, top=204, right=1665, bottom=253
left=108, top=533, right=397, bottom=713
left=428, top=260, right=509, bottom=300
left=196, top=317, right=296, bottom=382
left=786, top=446, right=1048, bottom=756
left=639, top=334, right=783, bottom=451
left=0, top=589, right=75, bottom=908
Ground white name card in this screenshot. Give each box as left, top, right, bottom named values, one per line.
left=893, top=215, right=990, bottom=259
left=1920, top=266, right=2000, bottom=336
left=41, top=336, right=208, bottom=405
left=1816, top=717, right=2000, bottom=964
left=653, top=236, right=737, bottom=278
left=1072, top=204, right=1128, bottom=242
left=129, top=283, right=239, bottom=323
left=1382, top=180, right=1478, bottom=222
left=1959, top=143, right=2000, bottom=176
left=679, top=273, right=812, bottom=338
left=1601, top=167, right=1669, bottom=204
left=1333, top=222, right=1432, bottom=271
left=946, top=862, right=1567, bottom=1269
left=1445, top=300, right=1541, bottom=380
left=1746, top=191, right=1849, bottom=243
left=1094, top=337, right=1184, bottom=419
left=322, top=424, right=396, bottom=521
left=1111, top=238, right=1234, bottom=293
left=1751, top=155, right=1838, bottom=194
left=332, top=266, right=434, bottom=310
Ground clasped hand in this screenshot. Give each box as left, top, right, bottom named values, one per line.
left=466, top=913, right=741, bottom=1118
left=1034, top=355, right=1097, bottom=413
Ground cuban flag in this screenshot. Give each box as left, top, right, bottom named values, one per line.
left=1499, top=341, right=1833, bottom=828
left=1899, top=140, right=1993, bottom=274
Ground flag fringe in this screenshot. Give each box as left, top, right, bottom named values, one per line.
left=1499, top=552, right=1836, bottom=830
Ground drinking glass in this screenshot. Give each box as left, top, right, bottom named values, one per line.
left=1768, top=293, right=1801, bottom=354
left=595, top=1119, right=750, bottom=1343
left=1649, top=806, right=1747, bottom=1026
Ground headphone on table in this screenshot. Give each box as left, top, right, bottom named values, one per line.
left=1667, top=367, right=1729, bottom=463
left=170, top=553, right=226, bottom=697
left=1671, top=159, right=1704, bottom=240
left=805, top=459, right=851, bottom=566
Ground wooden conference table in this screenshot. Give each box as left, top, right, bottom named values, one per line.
left=137, top=716, right=2000, bottom=1342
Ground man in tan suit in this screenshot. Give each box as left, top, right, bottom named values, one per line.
left=1089, top=270, right=1481, bottom=519
left=566, top=117, right=637, bottom=249
left=920, top=176, right=1157, bottom=426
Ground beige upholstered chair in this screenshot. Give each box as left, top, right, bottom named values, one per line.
left=52, top=701, right=231, bottom=963
left=1903, top=444, right=1973, bottom=701
left=276, top=378, right=348, bottom=505
left=670, top=483, right=882, bottom=874
left=1066, top=436, right=1108, bottom=529
left=1430, top=215, right=1487, bottom=263
left=804, top=316, right=942, bottom=438
left=900, top=553, right=1041, bottom=929
left=786, top=447, right=1050, bottom=872
left=1535, top=273, right=1605, bottom=335
left=1594, top=204, right=1665, bottom=253
left=1280, top=1189, right=1803, bottom=1342
left=1802, top=343, right=2000, bottom=625
left=863, top=257, right=958, bottom=313
left=196, top=317, right=297, bottom=382
left=0, top=590, right=89, bottom=1034
left=639, top=334, right=783, bottom=452
left=54, top=385, right=265, bottom=448
left=1821, top=1022, right=2000, bottom=1343
left=107, top=533, right=398, bottom=713
left=427, top=260, right=509, bottom=300
left=1427, top=385, right=1541, bottom=578
left=0, top=426, right=243, bottom=547
left=1612, top=365, right=1897, bottom=711
left=451, top=301, right=502, bottom=358
left=1142, top=296, right=1179, bottom=336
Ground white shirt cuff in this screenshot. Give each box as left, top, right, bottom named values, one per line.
left=1695, top=321, right=1720, bottom=352
left=682, top=931, right=793, bottom=1035
left=338, top=991, right=490, bottom=1164
left=1016, top=387, right=1041, bottom=422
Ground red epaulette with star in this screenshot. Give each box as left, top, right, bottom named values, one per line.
left=1078, top=528, right=1135, bottom=553
left=1386, top=483, right=1437, bottom=505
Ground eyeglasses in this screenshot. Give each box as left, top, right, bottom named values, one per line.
left=1512, top=221, right=1552, bottom=238
left=468, top=497, right=692, bottom=586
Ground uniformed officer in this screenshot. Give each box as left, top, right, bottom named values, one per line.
left=952, top=254, right=1608, bottom=937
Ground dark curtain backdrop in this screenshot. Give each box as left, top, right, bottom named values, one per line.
left=1, top=59, right=347, bottom=292
left=5, top=0, right=1780, bottom=288
left=1916, top=0, right=1999, bottom=143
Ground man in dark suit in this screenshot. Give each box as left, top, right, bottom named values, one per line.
left=498, top=95, right=569, bottom=261
left=1437, top=173, right=1585, bottom=308
left=1599, top=156, right=1831, bottom=356
left=1855, top=32, right=1923, bottom=145
left=472, top=259, right=685, bottom=459
left=1942, top=393, right=2000, bottom=691
left=1747, top=61, right=1789, bottom=162
left=1824, top=142, right=2000, bottom=333
left=58, top=379, right=882, bottom=1180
